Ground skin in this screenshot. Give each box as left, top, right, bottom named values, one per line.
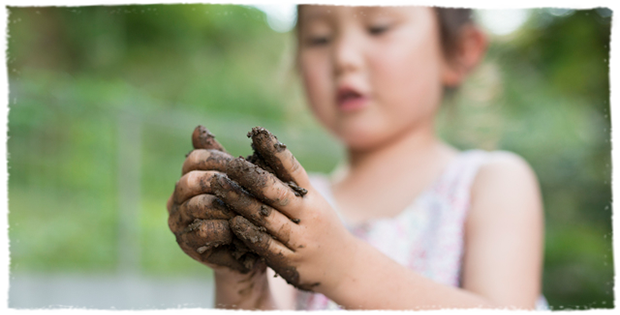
left=171, top=5, right=543, bottom=310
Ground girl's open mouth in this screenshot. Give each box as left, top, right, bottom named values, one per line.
left=336, top=87, right=368, bottom=112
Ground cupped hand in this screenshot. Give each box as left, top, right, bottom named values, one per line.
left=167, top=126, right=262, bottom=275
left=200, top=127, right=359, bottom=293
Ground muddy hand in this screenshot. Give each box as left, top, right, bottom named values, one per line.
left=220, top=127, right=309, bottom=288
left=210, top=127, right=355, bottom=293
left=167, top=126, right=260, bottom=273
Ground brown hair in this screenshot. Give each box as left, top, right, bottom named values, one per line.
left=295, top=6, right=474, bottom=59
left=435, top=8, right=473, bottom=58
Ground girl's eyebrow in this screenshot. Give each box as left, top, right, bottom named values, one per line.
left=362, top=6, right=399, bottom=17
left=300, top=12, right=326, bottom=23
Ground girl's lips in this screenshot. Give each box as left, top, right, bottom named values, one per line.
left=338, top=95, right=369, bottom=112
left=336, top=87, right=369, bottom=112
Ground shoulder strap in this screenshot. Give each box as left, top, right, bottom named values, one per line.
left=430, top=150, right=492, bottom=217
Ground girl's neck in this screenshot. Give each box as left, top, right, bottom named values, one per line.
left=345, top=121, right=446, bottom=177
left=330, top=119, right=458, bottom=223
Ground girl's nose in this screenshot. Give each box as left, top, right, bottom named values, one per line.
left=332, top=33, right=364, bottom=77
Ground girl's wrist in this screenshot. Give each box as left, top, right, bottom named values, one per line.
left=213, top=262, right=266, bottom=286
left=214, top=263, right=274, bottom=309
left=315, top=231, right=363, bottom=299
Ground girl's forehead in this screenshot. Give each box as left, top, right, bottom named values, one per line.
left=299, top=0, right=418, bottom=20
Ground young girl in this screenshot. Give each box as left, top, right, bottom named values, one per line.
left=167, top=5, right=545, bottom=310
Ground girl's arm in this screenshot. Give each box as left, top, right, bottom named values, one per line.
left=321, top=152, right=543, bottom=309
left=461, top=151, right=544, bottom=308
left=213, top=267, right=277, bottom=309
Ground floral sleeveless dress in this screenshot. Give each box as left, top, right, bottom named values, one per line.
left=295, top=149, right=548, bottom=310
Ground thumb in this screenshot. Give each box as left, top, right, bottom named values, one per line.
left=247, top=127, right=310, bottom=190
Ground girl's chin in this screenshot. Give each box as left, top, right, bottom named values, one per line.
left=336, top=128, right=387, bottom=152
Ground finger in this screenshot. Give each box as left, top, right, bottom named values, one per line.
left=211, top=172, right=303, bottom=228
left=182, top=149, right=233, bottom=175
left=173, top=218, right=261, bottom=273
left=248, top=127, right=310, bottom=191
left=224, top=157, right=304, bottom=217
left=208, top=247, right=262, bottom=274
left=178, top=219, right=233, bottom=251
left=168, top=194, right=235, bottom=233
left=176, top=239, right=253, bottom=273
left=229, top=216, right=304, bottom=289
left=173, top=170, right=219, bottom=204
left=229, top=216, right=292, bottom=261
left=192, top=125, right=227, bottom=153
left=208, top=174, right=300, bottom=249
left=205, top=246, right=254, bottom=273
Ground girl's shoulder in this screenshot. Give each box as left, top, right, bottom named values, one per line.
left=466, top=149, right=543, bottom=236
left=470, top=150, right=540, bottom=198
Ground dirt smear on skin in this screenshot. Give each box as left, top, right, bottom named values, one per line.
left=225, top=157, right=274, bottom=201
left=169, top=194, right=235, bottom=232
left=230, top=216, right=320, bottom=292
left=229, top=264, right=270, bottom=309
left=193, top=125, right=227, bottom=152
left=210, top=173, right=271, bottom=226
left=248, top=127, right=308, bottom=197
left=247, top=128, right=293, bottom=180
left=184, top=149, right=233, bottom=174
left=181, top=219, right=233, bottom=249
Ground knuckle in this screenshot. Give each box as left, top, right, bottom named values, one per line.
left=289, top=154, right=301, bottom=174
left=275, top=186, right=292, bottom=206
left=179, top=172, right=193, bottom=189
left=182, top=150, right=204, bottom=174
left=186, top=171, right=200, bottom=187
left=190, top=149, right=209, bottom=166
left=185, top=170, right=211, bottom=190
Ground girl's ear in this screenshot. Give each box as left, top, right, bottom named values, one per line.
left=441, top=24, right=488, bottom=87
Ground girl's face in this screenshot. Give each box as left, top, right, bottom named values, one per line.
left=297, top=6, right=451, bottom=151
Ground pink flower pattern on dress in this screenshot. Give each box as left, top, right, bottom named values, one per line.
left=295, top=150, right=548, bottom=310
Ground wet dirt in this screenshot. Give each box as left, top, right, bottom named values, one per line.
left=230, top=215, right=320, bottom=292
left=192, top=125, right=227, bottom=152
left=210, top=173, right=270, bottom=226
left=204, top=246, right=253, bottom=273
left=184, top=149, right=232, bottom=174
left=224, top=157, right=273, bottom=200
left=247, top=127, right=297, bottom=184
left=181, top=219, right=233, bottom=249
left=245, top=149, right=276, bottom=175
left=168, top=194, right=235, bottom=232
left=287, top=181, right=308, bottom=197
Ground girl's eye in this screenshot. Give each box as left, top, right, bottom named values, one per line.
left=306, top=36, right=330, bottom=46
left=368, top=25, right=390, bottom=35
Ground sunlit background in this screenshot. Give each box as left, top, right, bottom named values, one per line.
left=7, top=4, right=612, bottom=310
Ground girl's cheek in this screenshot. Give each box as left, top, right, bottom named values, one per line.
left=373, top=21, right=444, bottom=116
left=301, top=56, right=337, bottom=131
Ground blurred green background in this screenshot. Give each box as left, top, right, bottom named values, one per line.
left=6, top=4, right=612, bottom=310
